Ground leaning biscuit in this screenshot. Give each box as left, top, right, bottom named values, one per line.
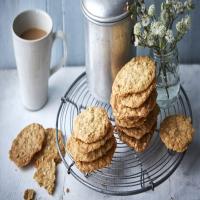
left=118, top=129, right=154, bottom=152
left=9, top=123, right=45, bottom=167
left=34, top=128, right=65, bottom=168
left=76, top=142, right=116, bottom=173
left=160, top=115, right=194, bottom=152
left=33, top=160, right=56, bottom=195
left=115, top=104, right=159, bottom=128
left=112, top=56, right=156, bottom=95
left=66, top=135, right=115, bottom=162
left=73, top=107, right=111, bottom=143
left=111, top=90, right=157, bottom=119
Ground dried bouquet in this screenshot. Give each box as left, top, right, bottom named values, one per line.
left=129, top=0, right=194, bottom=54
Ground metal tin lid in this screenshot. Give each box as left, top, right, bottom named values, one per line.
left=81, top=0, right=133, bottom=24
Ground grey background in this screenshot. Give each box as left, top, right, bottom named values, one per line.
left=0, top=0, right=199, bottom=69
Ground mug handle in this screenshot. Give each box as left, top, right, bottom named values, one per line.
left=50, top=31, right=67, bottom=76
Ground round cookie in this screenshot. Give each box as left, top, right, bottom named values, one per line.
left=9, top=123, right=45, bottom=167
left=76, top=143, right=116, bottom=173
left=117, top=122, right=157, bottom=140
left=111, top=90, right=157, bottom=119
left=116, top=104, right=160, bottom=132
left=118, top=80, right=156, bottom=108
left=73, top=107, right=111, bottom=143
left=119, top=129, right=154, bottom=152
left=112, top=56, right=156, bottom=95
left=115, top=104, right=159, bottom=128
left=66, top=135, right=116, bottom=162
left=160, top=115, right=194, bottom=152
left=69, top=126, right=113, bottom=153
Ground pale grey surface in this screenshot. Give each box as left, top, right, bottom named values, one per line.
left=0, top=65, right=200, bottom=200
left=0, top=0, right=199, bottom=69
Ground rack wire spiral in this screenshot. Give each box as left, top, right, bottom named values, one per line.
left=56, top=72, right=193, bottom=196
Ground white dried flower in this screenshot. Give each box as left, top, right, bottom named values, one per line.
left=148, top=4, right=156, bottom=17
left=147, top=34, right=155, bottom=46
left=142, top=16, right=150, bottom=27
left=184, top=0, right=193, bottom=9
left=161, top=9, right=169, bottom=25
left=176, top=16, right=191, bottom=33
left=134, top=22, right=142, bottom=35
left=151, top=21, right=166, bottom=37
left=174, top=1, right=184, bottom=13
left=134, top=36, right=140, bottom=46
left=184, top=15, right=192, bottom=29
left=165, top=30, right=174, bottom=43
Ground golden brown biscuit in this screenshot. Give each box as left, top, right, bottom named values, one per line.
left=24, top=189, right=36, bottom=200
left=160, top=115, right=194, bottom=152
left=118, top=80, right=156, bottom=108
left=73, top=107, right=111, bottom=143
left=111, top=90, right=157, bottom=119
left=119, top=129, right=154, bottom=152
left=66, top=135, right=115, bottom=162
left=117, top=122, right=157, bottom=140
left=33, top=160, right=56, bottom=195
left=68, top=125, right=113, bottom=153
left=9, top=123, right=45, bottom=167
left=112, top=56, right=155, bottom=95
left=34, top=128, right=65, bottom=168
left=115, top=104, right=159, bottom=128
left=76, top=142, right=116, bottom=173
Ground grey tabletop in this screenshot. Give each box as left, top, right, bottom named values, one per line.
left=0, top=65, right=199, bottom=200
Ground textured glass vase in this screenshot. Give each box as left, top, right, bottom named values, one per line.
left=153, top=48, right=180, bottom=108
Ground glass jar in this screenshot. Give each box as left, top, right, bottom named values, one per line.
left=153, top=48, right=180, bottom=108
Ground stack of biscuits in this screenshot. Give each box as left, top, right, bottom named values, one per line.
left=66, top=107, right=116, bottom=173
left=110, top=56, right=160, bottom=152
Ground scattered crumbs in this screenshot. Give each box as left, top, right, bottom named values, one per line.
left=66, top=188, right=70, bottom=193
left=24, top=189, right=36, bottom=200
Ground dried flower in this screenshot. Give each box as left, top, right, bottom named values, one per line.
left=148, top=4, right=156, bottom=17
left=134, top=36, right=140, bottom=46
left=174, top=1, right=184, bottom=14
left=141, top=16, right=150, bottom=27
left=134, top=22, right=142, bottom=35
left=151, top=21, right=166, bottom=37
left=165, top=30, right=174, bottom=43
left=176, top=15, right=191, bottom=34
left=130, top=0, right=194, bottom=53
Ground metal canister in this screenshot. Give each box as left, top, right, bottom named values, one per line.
left=81, top=0, right=136, bottom=103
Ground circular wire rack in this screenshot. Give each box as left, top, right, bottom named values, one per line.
left=56, top=72, right=193, bottom=196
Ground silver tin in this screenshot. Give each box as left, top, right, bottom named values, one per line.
left=81, top=0, right=135, bottom=102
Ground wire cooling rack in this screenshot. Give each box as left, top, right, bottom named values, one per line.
left=56, top=72, right=193, bottom=196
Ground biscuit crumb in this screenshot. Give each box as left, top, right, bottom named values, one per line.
left=66, top=188, right=70, bottom=193
left=24, top=189, right=36, bottom=200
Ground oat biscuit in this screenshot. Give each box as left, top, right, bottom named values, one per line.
left=34, top=160, right=56, bottom=195
left=119, top=130, right=154, bottom=152
left=34, top=128, right=65, bottom=168
left=9, top=123, right=45, bottom=167
left=24, top=189, right=36, bottom=200
left=76, top=143, right=116, bottom=173
left=117, top=122, right=157, bottom=140
left=73, top=107, right=111, bottom=143
left=118, top=80, right=156, bottom=108
left=111, top=90, right=157, bottom=119
left=112, top=56, right=155, bottom=95
left=69, top=126, right=113, bottom=153
left=66, top=135, right=115, bottom=162
left=160, top=115, right=194, bottom=152
left=115, top=104, right=159, bottom=128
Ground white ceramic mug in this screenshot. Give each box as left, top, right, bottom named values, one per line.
left=12, top=9, right=67, bottom=111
